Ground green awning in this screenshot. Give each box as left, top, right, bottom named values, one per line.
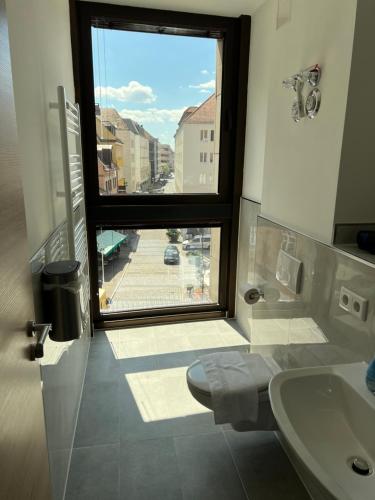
left=97, top=230, right=127, bottom=257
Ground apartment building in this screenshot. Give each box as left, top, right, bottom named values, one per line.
left=174, top=95, right=217, bottom=193
left=96, top=116, right=120, bottom=195
left=143, top=130, right=159, bottom=183
left=100, top=108, right=151, bottom=193
left=126, top=120, right=152, bottom=192
left=97, top=157, right=118, bottom=194
left=100, top=108, right=137, bottom=193
left=158, top=143, right=174, bottom=174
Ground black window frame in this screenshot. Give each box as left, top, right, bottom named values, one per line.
left=71, top=1, right=251, bottom=329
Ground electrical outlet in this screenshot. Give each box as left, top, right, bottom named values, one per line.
left=339, top=286, right=368, bottom=321
left=339, top=287, right=351, bottom=312
left=351, top=291, right=368, bottom=321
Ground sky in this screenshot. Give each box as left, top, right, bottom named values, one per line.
left=92, top=28, right=217, bottom=148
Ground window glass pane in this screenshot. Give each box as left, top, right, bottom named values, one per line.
left=97, top=227, right=220, bottom=312
left=92, top=27, right=222, bottom=195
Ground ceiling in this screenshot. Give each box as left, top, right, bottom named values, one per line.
left=79, top=0, right=268, bottom=17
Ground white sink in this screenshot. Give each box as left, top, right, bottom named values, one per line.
left=269, top=363, right=375, bottom=500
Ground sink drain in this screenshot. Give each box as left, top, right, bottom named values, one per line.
left=349, top=457, right=373, bottom=476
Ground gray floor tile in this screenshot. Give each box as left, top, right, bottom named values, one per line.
left=91, top=330, right=121, bottom=343
left=74, top=382, right=119, bottom=448
left=120, top=410, right=219, bottom=443
left=69, top=324, right=309, bottom=500
left=49, top=448, right=70, bottom=500
left=119, top=377, right=219, bottom=443
left=85, top=342, right=119, bottom=385
left=224, top=430, right=310, bottom=500
left=119, top=437, right=183, bottom=500
left=174, top=432, right=247, bottom=500
left=116, top=353, right=159, bottom=375
left=155, top=350, right=198, bottom=370
left=65, top=444, right=119, bottom=500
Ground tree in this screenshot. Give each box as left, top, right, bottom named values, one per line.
left=160, top=164, right=170, bottom=176
left=166, top=228, right=181, bottom=243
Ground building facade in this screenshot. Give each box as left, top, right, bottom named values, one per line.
left=96, top=116, right=120, bottom=195
left=100, top=108, right=152, bottom=193
left=130, top=121, right=152, bottom=192
left=158, top=143, right=174, bottom=175
left=174, top=95, right=218, bottom=193
left=100, top=108, right=136, bottom=193
left=143, top=130, right=159, bottom=183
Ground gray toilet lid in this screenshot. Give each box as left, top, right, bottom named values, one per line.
left=187, top=354, right=279, bottom=395
left=187, top=360, right=210, bottom=393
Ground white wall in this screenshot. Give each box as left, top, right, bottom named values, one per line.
left=261, top=0, right=357, bottom=243
left=6, top=0, right=75, bottom=256
left=242, top=0, right=276, bottom=202
left=244, top=0, right=357, bottom=244
left=5, top=5, right=84, bottom=500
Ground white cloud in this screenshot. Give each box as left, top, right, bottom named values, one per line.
left=119, top=107, right=187, bottom=124
left=95, top=81, right=156, bottom=104
left=189, top=79, right=215, bottom=91
left=200, top=69, right=209, bottom=75
left=199, top=89, right=210, bottom=94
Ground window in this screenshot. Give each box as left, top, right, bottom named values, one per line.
left=92, top=24, right=221, bottom=195
left=200, top=152, right=207, bottom=163
left=200, top=129, right=208, bottom=142
left=97, top=227, right=220, bottom=313
left=199, top=173, right=207, bottom=185
left=98, top=146, right=111, bottom=166
left=74, top=3, right=250, bottom=325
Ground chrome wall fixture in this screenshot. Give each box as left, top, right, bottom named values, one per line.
left=283, top=64, right=321, bottom=122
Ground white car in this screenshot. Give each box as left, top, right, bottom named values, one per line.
left=183, top=234, right=211, bottom=250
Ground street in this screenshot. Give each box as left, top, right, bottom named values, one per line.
left=163, top=175, right=175, bottom=193
left=102, top=226, right=212, bottom=312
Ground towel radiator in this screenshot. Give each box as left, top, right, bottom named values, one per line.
left=53, top=85, right=91, bottom=332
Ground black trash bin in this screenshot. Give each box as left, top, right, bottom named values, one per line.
left=42, top=260, right=82, bottom=342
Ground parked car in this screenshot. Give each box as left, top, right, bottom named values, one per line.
left=164, top=244, right=180, bottom=264
left=182, top=234, right=211, bottom=251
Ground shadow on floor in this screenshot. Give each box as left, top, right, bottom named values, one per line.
left=66, top=324, right=310, bottom=500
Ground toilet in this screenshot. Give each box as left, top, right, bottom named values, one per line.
left=186, top=353, right=281, bottom=432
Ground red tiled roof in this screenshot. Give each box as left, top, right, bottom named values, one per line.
left=178, top=94, right=215, bottom=125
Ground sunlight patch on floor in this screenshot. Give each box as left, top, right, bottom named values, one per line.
left=125, top=366, right=210, bottom=422
left=108, top=320, right=249, bottom=360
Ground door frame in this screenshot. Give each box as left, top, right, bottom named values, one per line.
left=70, top=1, right=250, bottom=328
left=0, top=0, right=52, bottom=496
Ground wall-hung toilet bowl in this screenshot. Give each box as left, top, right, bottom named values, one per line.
left=186, top=353, right=280, bottom=432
